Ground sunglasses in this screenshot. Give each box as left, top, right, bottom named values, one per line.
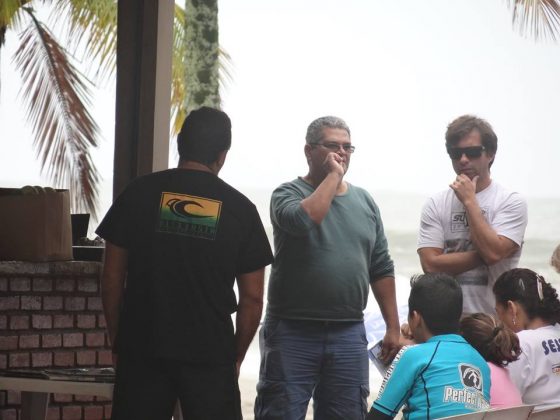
left=447, top=146, right=486, bottom=160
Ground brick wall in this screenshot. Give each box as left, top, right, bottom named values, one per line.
left=0, top=261, right=112, bottom=420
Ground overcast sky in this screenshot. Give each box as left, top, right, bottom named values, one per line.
left=1, top=0, right=560, bottom=216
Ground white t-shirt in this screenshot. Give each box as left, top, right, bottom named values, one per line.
left=507, top=324, right=560, bottom=412
left=418, top=181, right=527, bottom=314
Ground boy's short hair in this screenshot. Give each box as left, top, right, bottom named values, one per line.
left=409, top=273, right=463, bottom=335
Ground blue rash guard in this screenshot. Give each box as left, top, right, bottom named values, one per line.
left=373, top=334, right=490, bottom=419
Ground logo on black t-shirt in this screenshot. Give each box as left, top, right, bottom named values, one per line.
left=157, top=192, right=222, bottom=240
left=459, top=363, right=483, bottom=391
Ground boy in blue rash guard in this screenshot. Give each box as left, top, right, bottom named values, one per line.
left=367, top=273, right=491, bottom=420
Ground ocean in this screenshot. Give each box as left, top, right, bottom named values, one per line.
left=240, top=187, right=560, bottom=287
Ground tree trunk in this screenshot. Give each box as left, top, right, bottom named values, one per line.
left=184, top=0, right=220, bottom=115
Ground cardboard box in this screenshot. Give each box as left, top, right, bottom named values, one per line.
left=0, top=188, right=72, bottom=261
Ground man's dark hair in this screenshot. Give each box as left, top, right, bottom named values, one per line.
left=408, top=273, right=463, bottom=335
left=177, top=107, right=231, bottom=164
left=445, top=115, right=498, bottom=166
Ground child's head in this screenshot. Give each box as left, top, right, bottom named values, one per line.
left=459, top=313, right=521, bottom=367
left=493, top=268, right=560, bottom=331
left=408, top=273, right=463, bottom=339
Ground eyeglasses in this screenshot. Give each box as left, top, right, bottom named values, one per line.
left=311, top=142, right=356, bottom=153
left=447, top=146, right=485, bottom=160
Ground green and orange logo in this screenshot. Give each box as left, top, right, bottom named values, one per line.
left=157, top=192, right=222, bottom=240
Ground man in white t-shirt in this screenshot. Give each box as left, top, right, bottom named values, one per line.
left=417, top=115, right=528, bottom=314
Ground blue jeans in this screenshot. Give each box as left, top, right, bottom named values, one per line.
left=254, top=318, right=369, bottom=420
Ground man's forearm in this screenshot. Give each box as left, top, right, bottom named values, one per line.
left=419, top=248, right=484, bottom=275
left=100, top=242, right=128, bottom=350
left=464, top=201, right=517, bottom=265
left=235, top=298, right=263, bottom=368
left=301, top=172, right=342, bottom=224
left=371, top=276, right=400, bottom=332
left=101, top=285, right=122, bottom=349
left=235, top=268, right=265, bottom=374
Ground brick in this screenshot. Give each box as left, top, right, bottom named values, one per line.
left=6, top=389, right=20, bottom=404
left=0, top=315, right=7, bottom=329
left=77, top=278, right=98, bottom=293
left=97, top=350, right=113, bottom=366
left=42, top=334, right=62, bottom=348
left=19, top=334, right=40, bottom=349
left=46, top=406, right=61, bottom=420
left=53, top=393, right=73, bottom=403
left=10, top=315, right=30, bottom=330
left=0, top=296, right=19, bottom=311
left=76, top=350, right=96, bottom=366
left=87, top=297, right=102, bottom=311
left=0, top=354, right=7, bottom=369
left=54, top=351, right=75, bottom=367
left=84, top=405, right=104, bottom=419
left=0, top=390, right=5, bottom=405
left=97, top=314, right=107, bottom=328
left=21, top=295, right=42, bottom=310
left=9, top=352, right=30, bottom=368
left=104, top=404, right=112, bottom=419
left=65, top=297, right=85, bottom=311
left=43, top=296, right=63, bottom=311
left=33, top=278, right=53, bottom=292
left=32, top=314, right=52, bottom=329
left=0, top=336, right=18, bottom=351
left=53, top=314, right=73, bottom=328
left=86, top=332, right=105, bottom=347
left=0, top=408, right=17, bottom=420
left=55, top=278, right=75, bottom=292
left=10, top=277, right=31, bottom=292
left=62, top=405, right=82, bottom=420
left=0, top=278, right=7, bottom=292
left=32, top=352, right=53, bottom=367
left=77, top=314, right=96, bottom=329
left=63, top=333, right=84, bottom=348
left=75, top=394, right=94, bottom=402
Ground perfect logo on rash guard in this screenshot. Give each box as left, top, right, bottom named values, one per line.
left=443, top=363, right=488, bottom=410
left=157, top=192, right=222, bottom=240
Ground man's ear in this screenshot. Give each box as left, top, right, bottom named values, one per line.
left=304, top=144, right=312, bottom=163
left=215, top=150, right=228, bottom=172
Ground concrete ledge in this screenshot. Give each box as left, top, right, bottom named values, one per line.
left=0, top=261, right=101, bottom=276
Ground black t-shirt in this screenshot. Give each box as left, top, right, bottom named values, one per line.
left=96, top=168, right=273, bottom=363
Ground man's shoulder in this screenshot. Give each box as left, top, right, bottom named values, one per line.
left=488, top=182, right=527, bottom=204
left=346, top=183, right=373, bottom=198
left=272, top=178, right=310, bottom=196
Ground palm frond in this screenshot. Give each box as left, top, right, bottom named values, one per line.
left=171, top=4, right=188, bottom=136
left=508, top=0, right=560, bottom=42
left=0, top=0, right=32, bottom=45
left=12, top=8, right=100, bottom=218
left=49, top=0, right=117, bottom=83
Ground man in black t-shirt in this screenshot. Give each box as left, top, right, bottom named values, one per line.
left=97, top=107, right=273, bottom=420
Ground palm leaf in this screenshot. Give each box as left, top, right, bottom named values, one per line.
left=13, top=8, right=100, bottom=219
left=49, top=0, right=117, bottom=83
left=508, top=0, right=560, bottom=41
